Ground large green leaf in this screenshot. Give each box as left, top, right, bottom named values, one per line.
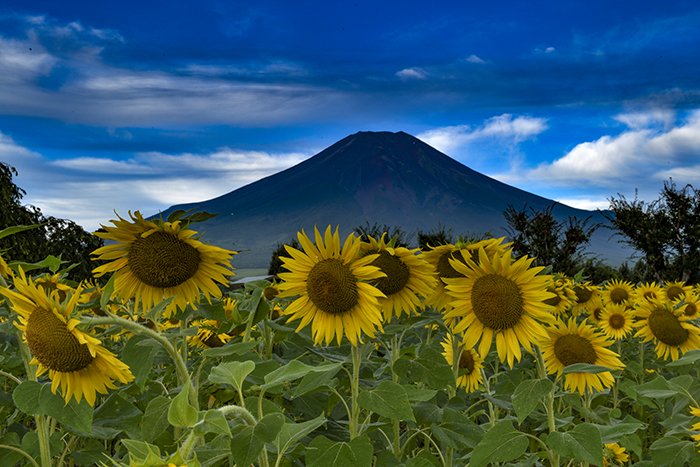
left=275, top=413, right=326, bottom=457
left=0, top=224, right=42, bottom=240
left=92, top=392, right=142, bottom=439
left=592, top=415, right=644, bottom=442
left=167, top=383, right=198, bottom=428
left=120, top=334, right=161, bottom=390
left=262, top=360, right=342, bottom=390
left=470, top=420, right=528, bottom=467
left=666, top=349, right=700, bottom=367
left=393, top=347, right=454, bottom=389
left=208, top=360, right=256, bottom=393
left=140, top=396, right=171, bottom=443
left=546, top=423, right=603, bottom=466
left=121, top=439, right=163, bottom=466
left=305, top=434, right=373, bottom=467
left=195, top=409, right=233, bottom=437
left=357, top=380, right=415, bottom=421
left=12, top=381, right=93, bottom=435
left=636, top=376, right=678, bottom=399
left=201, top=341, right=257, bottom=358
left=230, top=413, right=285, bottom=467
left=650, top=436, right=695, bottom=466
left=511, top=378, right=553, bottom=423
left=562, top=363, right=615, bottom=374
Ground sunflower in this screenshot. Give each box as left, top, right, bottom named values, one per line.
left=634, top=300, right=700, bottom=360
left=603, top=443, right=629, bottom=466
left=540, top=318, right=624, bottom=394
left=92, top=211, right=235, bottom=316
left=34, top=273, right=75, bottom=303
left=587, top=298, right=607, bottom=324
left=663, top=280, right=692, bottom=302
left=277, top=226, right=386, bottom=346
left=676, top=292, right=700, bottom=318
left=421, top=244, right=467, bottom=313
left=440, top=333, right=483, bottom=392
left=188, top=319, right=234, bottom=349
left=598, top=303, right=634, bottom=340
left=0, top=269, right=134, bottom=405
left=571, top=282, right=601, bottom=316
left=602, top=279, right=634, bottom=306
left=0, top=252, right=11, bottom=279
left=634, top=282, right=663, bottom=304
left=462, top=237, right=512, bottom=265
left=360, top=234, right=436, bottom=321
left=544, top=276, right=577, bottom=317
left=443, top=248, right=555, bottom=367
left=689, top=406, right=700, bottom=447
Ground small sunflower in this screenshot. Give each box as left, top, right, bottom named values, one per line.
left=676, top=292, right=700, bottom=318
left=598, top=303, right=634, bottom=340
left=571, top=282, right=601, bottom=316
left=277, top=226, right=386, bottom=346
left=634, top=282, right=663, bottom=304
left=603, top=442, right=629, bottom=466
left=0, top=252, right=12, bottom=278
left=689, top=406, right=700, bottom=447
left=440, top=333, right=483, bottom=392
left=421, top=244, right=467, bottom=313
left=443, top=248, right=555, bottom=367
left=540, top=318, right=624, bottom=394
left=634, top=300, right=700, bottom=360
left=603, top=279, right=634, bottom=306
left=188, top=319, right=234, bottom=349
left=92, top=211, right=235, bottom=316
left=34, top=273, right=75, bottom=303
left=360, top=234, right=436, bottom=321
left=0, top=269, right=134, bottom=405
left=663, top=280, right=692, bottom=302
left=544, top=276, right=577, bottom=317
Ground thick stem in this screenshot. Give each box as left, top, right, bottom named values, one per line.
left=535, top=347, right=559, bottom=467
left=218, top=404, right=257, bottom=425
left=349, top=344, right=362, bottom=440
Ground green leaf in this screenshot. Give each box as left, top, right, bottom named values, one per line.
left=140, top=396, right=171, bottom=443
left=431, top=420, right=483, bottom=450
left=470, top=420, right=528, bottom=467
left=275, top=413, right=326, bottom=457
left=12, top=381, right=93, bottom=435
left=666, top=349, right=700, bottom=367
left=195, top=409, right=232, bottom=437
left=511, top=378, right=554, bottom=423
left=168, top=383, right=198, bottom=428
left=100, top=273, right=115, bottom=309
left=230, top=413, right=285, bottom=467
left=358, top=380, right=415, bottom=421
left=402, top=385, right=438, bottom=402
left=546, top=423, right=603, bottom=466
left=306, top=434, right=373, bottom=467
left=166, top=209, right=188, bottom=223
left=393, top=347, right=454, bottom=389
left=636, top=376, right=677, bottom=398
left=92, top=392, right=142, bottom=439
left=291, top=367, right=341, bottom=399
left=650, top=436, right=695, bottom=466
left=209, top=360, right=256, bottom=393
left=10, top=255, right=62, bottom=274
left=562, top=363, right=615, bottom=374
left=201, top=341, right=258, bottom=358
left=121, top=334, right=160, bottom=389
left=262, top=360, right=342, bottom=390
left=593, top=416, right=644, bottom=442
left=0, top=224, right=42, bottom=240
left=145, top=296, right=175, bottom=321
left=121, top=439, right=162, bottom=466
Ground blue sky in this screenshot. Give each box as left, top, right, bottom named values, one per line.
left=1, top=1, right=699, bottom=229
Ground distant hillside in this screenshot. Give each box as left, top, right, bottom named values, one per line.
left=157, top=131, right=629, bottom=268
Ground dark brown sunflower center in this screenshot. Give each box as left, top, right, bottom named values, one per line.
left=592, top=306, right=604, bottom=321
left=609, top=287, right=629, bottom=304
left=436, top=251, right=466, bottom=279
left=471, top=274, right=524, bottom=330
left=458, top=348, right=475, bottom=374
left=25, top=307, right=94, bottom=372
left=609, top=313, right=626, bottom=329
left=648, top=307, right=688, bottom=346
left=369, top=250, right=410, bottom=295
left=685, top=303, right=698, bottom=317
left=544, top=288, right=562, bottom=307
left=201, top=331, right=224, bottom=348
left=573, top=286, right=593, bottom=304
left=307, top=258, right=358, bottom=315
left=667, top=286, right=685, bottom=301
left=128, top=231, right=201, bottom=288
left=643, top=290, right=656, bottom=301
left=553, top=334, right=597, bottom=366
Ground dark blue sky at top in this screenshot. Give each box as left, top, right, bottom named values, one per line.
left=0, top=0, right=699, bottom=227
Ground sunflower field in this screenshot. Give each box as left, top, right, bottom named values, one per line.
left=1, top=213, right=700, bottom=467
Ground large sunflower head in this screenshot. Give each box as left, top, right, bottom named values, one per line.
left=540, top=318, right=624, bottom=394
left=442, top=247, right=555, bottom=367
left=421, top=244, right=467, bottom=312
left=634, top=282, right=664, bottom=305
left=598, top=303, right=633, bottom=341
left=663, top=280, right=692, bottom=302
left=360, top=234, right=436, bottom=321
left=277, top=226, right=386, bottom=346
left=0, top=269, right=134, bottom=405
left=92, top=211, right=236, bottom=316
left=440, top=333, right=484, bottom=392
left=676, top=292, right=700, bottom=319
left=634, top=299, right=700, bottom=361
left=571, top=282, right=601, bottom=316
left=602, top=279, right=634, bottom=306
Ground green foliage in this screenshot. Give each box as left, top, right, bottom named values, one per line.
left=353, top=221, right=410, bottom=247
left=267, top=237, right=300, bottom=276
left=417, top=223, right=454, bottom=250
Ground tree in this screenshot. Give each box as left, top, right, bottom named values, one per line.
left=503, top=204, right=598, bottom=276
left=417, top=224, right=454, bottom=250
left=267, top=238, right=300, bottom=277
left=607, top=180, right=700, bottom=282
left=353, top=221, right=409, bottom=247
left=0, top=162, right=103, bottom=281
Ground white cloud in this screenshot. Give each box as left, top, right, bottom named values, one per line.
left=464, top=54, right=485, bottom=64
left=396, top=67, right=428, bottom=80
left=417, top=114, right=548, bottom=154
left=614, top=109, right=675, bottom=129
left=554, top=197, right=610, bottom=211
left=1, top=131, right=310, bottom=230
left=545, top=47, right=556, bottom=54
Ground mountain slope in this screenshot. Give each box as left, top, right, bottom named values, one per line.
left=158, top=131, right=626, bottom=268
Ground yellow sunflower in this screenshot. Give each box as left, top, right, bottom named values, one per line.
left=663, top=280, right=692, bottom=302
left=689, top=406, right=700, bottom=447
left=571, top=282, right=601, bottom=316
left=603, top=442, right=629, bottom=466
left=34, top=273, right=75, bottom=303
left=544, top=276, right=577, bottom=317
left=540, top=318, right=624, bottom=394
left=0, top=269, right=134, bottom=405
left=443, top=248, right=555, bottom=367
left=598, top=303, right=634, bottom=340
left=0, top=252, right=12, bottom=279
left=360, top=234, right=436, bottom=321
left=676, top=292, right=700, bottom=319
left=462, top=237, right=512, bottom=265
left=602, top=279, right=634, bottom=306
left=277, top=226, right=386, bottom=346
left=586, top=298, right=607, bottom=324
left=634, top=282, right=663, bottom=304
left=634, top=299, right=700, bottom=360
left=440, top=333, right=483, bottom=392
left=92, top=211, right=235, bottom=316
left=188, top=319, right=234, bottom=349
left=421, top=244, right=467, bottom=313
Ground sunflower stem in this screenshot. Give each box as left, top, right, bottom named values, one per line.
left=535, top=347, right=559, bottom=466
left=218, top=404, right=257, bottom=425
left=639, top=341, right=645, bottom=382
left=0, top=369, right=22, bottom=385
left=390, top=333, right=401, bottom=456
left=349, top=344, right=362, bottom=440
left=448, top=329, right=460, bottom=399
